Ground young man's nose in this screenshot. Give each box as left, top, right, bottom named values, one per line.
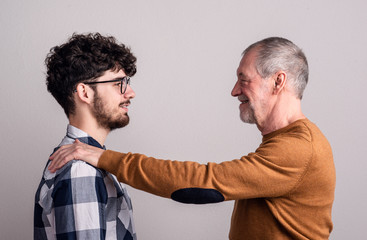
left=124, top=85, right=135, bottom=99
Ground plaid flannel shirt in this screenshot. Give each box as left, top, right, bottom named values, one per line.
left=34, top=125, right=136, bottom=239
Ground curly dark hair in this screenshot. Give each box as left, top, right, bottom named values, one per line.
left=45, top=32, right=137, bottom=116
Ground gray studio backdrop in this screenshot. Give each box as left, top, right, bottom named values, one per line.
left=1, top=0, right=366, bottom=239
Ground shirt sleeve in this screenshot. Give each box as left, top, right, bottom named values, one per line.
left=52, top=161, right=107, bottom=239
left=98, top=133, right=313, bottom=203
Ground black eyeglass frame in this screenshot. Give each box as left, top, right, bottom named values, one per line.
left=83, top=76, right=130, bottom=94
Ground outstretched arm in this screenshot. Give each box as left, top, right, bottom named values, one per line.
left=49, top=135, right=311, bottom=203
left=48, top=139, right=104, bottom=172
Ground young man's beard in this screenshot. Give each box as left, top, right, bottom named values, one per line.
left=91, top=92, right=130, bottom=131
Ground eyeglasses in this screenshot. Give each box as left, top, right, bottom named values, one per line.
left=83, top=76, right=131, bottom=94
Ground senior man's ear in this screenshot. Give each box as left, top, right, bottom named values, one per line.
left=273, top=72, right=287, bottom=94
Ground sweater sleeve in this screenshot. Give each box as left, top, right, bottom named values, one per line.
left=98, top=133, right=313, bottom=203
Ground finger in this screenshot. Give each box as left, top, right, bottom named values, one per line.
left=49, top=147, right=69, bottom=169
left=49, top=140, right=85, bottom=172
left=55, top=153, right=75, bottom=171
left=49, top=139, right=81, bottom=168
left=48, top=145, right=75, bottom=171
left=48, top=149, right=63, bottom=170
left=49, top=143, right=73, bottom=160
left=49, top=151, right=74, bottom=172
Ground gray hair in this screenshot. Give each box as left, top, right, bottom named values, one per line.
left=243, top=37, right=309, bottom=99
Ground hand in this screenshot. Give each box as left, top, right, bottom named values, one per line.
left=48, top=139, right=105, bottom=172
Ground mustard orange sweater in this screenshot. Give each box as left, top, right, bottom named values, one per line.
left=98, top=119, right=335, bottom=239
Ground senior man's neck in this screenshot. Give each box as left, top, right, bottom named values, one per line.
left=259, top=98, right=305, bottom=136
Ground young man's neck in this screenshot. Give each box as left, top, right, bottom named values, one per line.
left=69, top=115, right=109, bottom=146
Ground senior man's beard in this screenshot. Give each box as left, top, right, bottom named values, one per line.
left=91, top=93, right=130, bottom=131
left=240, top=103, right=256, bottom=124
left=239, top=85, right=270, bottom=125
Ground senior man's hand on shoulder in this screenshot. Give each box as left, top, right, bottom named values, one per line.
left=48, top=139, right=104, bottom=172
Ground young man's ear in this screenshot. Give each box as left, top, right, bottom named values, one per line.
left=273, top=71, right=287, bottom=94
left=75, top=83, right=94, bottom=104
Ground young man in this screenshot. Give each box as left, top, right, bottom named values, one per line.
left=49, top=37, right=336, bottom=239
left=34, top=33, right=137, bottom=239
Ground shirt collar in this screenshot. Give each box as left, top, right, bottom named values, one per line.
left=63, top=124, right=106, bottom=150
